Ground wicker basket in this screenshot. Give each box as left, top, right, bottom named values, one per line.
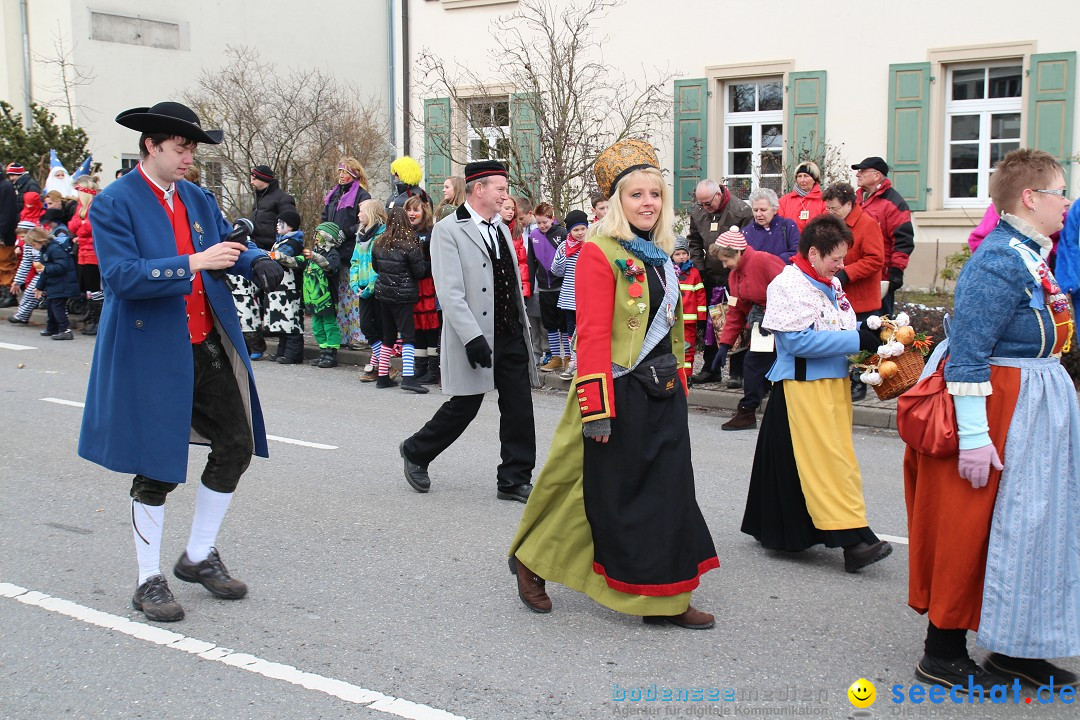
left=868, top=350, right=925, bottom=400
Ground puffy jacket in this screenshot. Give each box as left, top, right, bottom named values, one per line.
left=68, top=205, right=97, bottom=265
left=836, top=204, right=885, bottom=314
left=741, top=215, right=800, bottom=263
left=371, top=235, right=429, bottom=305
left=350, top=223, right=385, bottom=299
left=856, top=179, right=914, bottom=276
left=527, top=221, right=567, bottom=291
left=249, top=181, right=297, bottom=250
left=37, top=238, right=79, bottom=299
left=778, top=184, right=827, bottom=231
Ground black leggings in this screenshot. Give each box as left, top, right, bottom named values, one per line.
left=380, top=301, right=415, bottom=346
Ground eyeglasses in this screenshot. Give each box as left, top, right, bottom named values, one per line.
left=1034, top=189, right=1068, bottom=199
left=696, top=191, right=719, bottom=208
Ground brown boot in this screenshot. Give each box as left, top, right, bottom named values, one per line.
left=643, top=605, right=715, bottom=629
left=722, top=406, right=757, bottom=431
left=509, top=556, right=551, bottom=613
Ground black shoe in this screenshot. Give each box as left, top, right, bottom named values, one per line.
left=173, top=548, right=248, bottom=599
left=915, top=654, right=1006, bottom=689
left=985, top=653, right=1080, bottom=689
left=401, top=376, right=429, bottom=394
left=851, top=380, right=867, bottom=402
left=317, top=349, right=337, bottom=368
left=690, top=370, right=721, bottom=384
left=843, top=540, right=893, bottom=572
left=8, top=315, right=29, bottom=324
left=277, top=355, right=302, bottom=364
left=132, top=575, right=185, bottom=622
left=497, top=483, right=533, bottom=503
left=40, top=328, right=55, bottom=336
left=400, top=441, right=430, bottom=493
left=52, top=329, right=74, bottom=340
left=80, top=322, right=97, bottom=336
left=726, top=376, right=743, bottom=390
left=309, top=351, right=326, bottom=366
left=376, top=374, right=399, bottom=388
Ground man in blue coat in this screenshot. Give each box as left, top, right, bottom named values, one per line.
left=79, top=102, right=284, bottom=622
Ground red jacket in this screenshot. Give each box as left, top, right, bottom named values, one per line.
left=507, top=220, right=530, bottom=297
left=856, top=179, right=914, bottom=276
left=677, top=265, right=706, bottom=323
left=778, top=184, right=827, bottom=232
left=719, top=246, right=785, bottom=347
left=69, top=204, right=97, bottom=265
left=838, top=204, right=885, bottom=313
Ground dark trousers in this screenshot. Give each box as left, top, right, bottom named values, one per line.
left=739, top=350, right=776, bottom=410
left=357, top=296, right=382, bottom=345
left=403, top=332, right=535, bottom=488
left=273, top=333, right=305, bottom=361
left=130, top=329, right=254, bottom=506
left=379, top=301, right=415, bottom=346
left=46, top=296, right=70, bottom=334
left=881, top=289, right=896, bottom=317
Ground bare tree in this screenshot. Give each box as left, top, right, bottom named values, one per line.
left=33, top=23, right=97, bottom=127
left=183, top=46, right=390, bottom=228
left=415, top=0, right=674, bottom=215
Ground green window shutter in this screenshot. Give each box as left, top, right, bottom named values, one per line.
left=510, top=92, right=541, bottom=201
left=673, top=78, right=708, bottom=207
left=887, top=63, right=931, bottom=211
left=424, top=97, right=452, bottom=200
left=1027, top=52, right=1076, bottom=184
left=786, top=71, right=827, bottom=168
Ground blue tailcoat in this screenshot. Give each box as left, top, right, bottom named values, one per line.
left=79, top=170, right=270, bottom=485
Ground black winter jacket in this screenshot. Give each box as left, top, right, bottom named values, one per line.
left=249, top=181, right=297, bottom=250
left=371, top=237, right=429, bottom=305
left=0, top=176, right=16, bottom=246
left=12, top=173, right=41, bottom=213
left=37, top=238, right=80, bottom=299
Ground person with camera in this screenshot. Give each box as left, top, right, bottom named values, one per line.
left=79, top=101, right=284, bottom=623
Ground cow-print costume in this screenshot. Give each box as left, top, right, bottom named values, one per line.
left=264, top=231, right=305, bottom=334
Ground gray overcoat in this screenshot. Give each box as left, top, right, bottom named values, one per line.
left=432, top=203, right=538, bottom=396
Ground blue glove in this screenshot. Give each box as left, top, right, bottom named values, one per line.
left=709, top=344, right=730, bottom=371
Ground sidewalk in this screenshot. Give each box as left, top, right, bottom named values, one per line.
left=4, top=305, right=899, bottom=430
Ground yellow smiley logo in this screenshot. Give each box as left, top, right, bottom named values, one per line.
left=847, top=678, right=876, bottom=708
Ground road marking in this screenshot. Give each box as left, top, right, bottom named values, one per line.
left=41, top=397, right=85, bottom=408
left=38, top=399, right=337, bottom=450
left=878, top=534, right=909, bottom=546
left=0, top=341, right=38, bottom=350
left=265, top=435, right=338, bottom=450
left=0, top=582, right=468, bottom=720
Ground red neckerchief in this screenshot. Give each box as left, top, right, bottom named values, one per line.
left=137, top=165, right=213, bottom=344
left=792, top=253, right=831, bottom=287
left=714, top=185, right=730, bottom=215
left=565, top=233, right=584, bottom=257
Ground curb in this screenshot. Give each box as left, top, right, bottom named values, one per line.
left=2, top=305, right=898, bottom=430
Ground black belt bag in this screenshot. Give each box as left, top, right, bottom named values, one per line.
left=629, top=352, right=680, bottom=400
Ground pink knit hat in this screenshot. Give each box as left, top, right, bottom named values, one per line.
left=714, top=225, right=746, bottom=251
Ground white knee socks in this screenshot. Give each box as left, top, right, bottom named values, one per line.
left=185, top=484, right=233, bottom=563
left=131, top=500, right=165, bottom=585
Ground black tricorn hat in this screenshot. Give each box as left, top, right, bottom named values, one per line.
left=115, top=101, right=223, bottom=145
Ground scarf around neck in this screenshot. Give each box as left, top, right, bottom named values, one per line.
left=794, top=183, right=810, bottom=198
left=792, top=253, right=831, bottom=288
left=618, top=225, right=669, bottom=266
left=325, top=180, right=361, bottom=212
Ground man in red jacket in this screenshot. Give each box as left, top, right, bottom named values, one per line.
left=707, top=227, right=785, bottom=430
left=852, top=157, right=914, bottom=316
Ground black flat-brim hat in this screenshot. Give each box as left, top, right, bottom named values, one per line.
left=115, top=101, right=223, bottom=145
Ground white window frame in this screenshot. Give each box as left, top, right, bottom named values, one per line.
left=722, top=77, right=784, bottom=201
left=943, top=61, right=1022, bottom=208
left=465, top=97, right=510, bottom=164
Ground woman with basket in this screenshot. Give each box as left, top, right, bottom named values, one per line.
left=903, top=148, right=1079, bottom=690
left=740, top=214, right=891, bottom=572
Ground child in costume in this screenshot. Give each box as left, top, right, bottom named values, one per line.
left=265, top=210, right=306, bottom=364
left=8, top=221, right=41, bottom=325
left=551, top=209, right=589, bottom=380
left=304, top=222, right=344, bottom=368
left=673, top=236, right=706, bottom=376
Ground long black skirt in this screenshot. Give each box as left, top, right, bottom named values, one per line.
left=740, top=380, right=878, bottom=551
left=582, top=369, right=718, bottom=595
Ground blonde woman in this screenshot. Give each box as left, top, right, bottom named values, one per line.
left=69, top=177, right=103, bottom=334
left=509, top=139, right=718, bottom=629
left=321, top=157, right=372, bottom=350
left=434, top=176, right=464, bottom=220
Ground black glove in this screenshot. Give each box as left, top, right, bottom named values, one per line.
left=888, top=267, right=904, bottom=293
left=465, top=335, right=493, bottom=369
left=834, top=268, right=849, bottom=286
left=858, top=322, right=882, bottom=354
left=709, top=343, right=730, bottom=371
left=251, top=256, right=285, bottom=291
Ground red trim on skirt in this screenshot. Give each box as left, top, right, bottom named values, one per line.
left=592, top=557, right=720, bottom=596
left=413, top=276, right=439, bottom=330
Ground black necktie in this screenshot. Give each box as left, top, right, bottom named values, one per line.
left=481, top=221, right=501, bottom=259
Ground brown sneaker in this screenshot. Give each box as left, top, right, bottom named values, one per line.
left=132, top=575, right=185, bottom=622
left=509, top=556, right=551, bottom=613
left=721, top=407, right=757, bottom=431
left=643, top=605, right=715, bottom=629
left=360, top=365, right=378, bottom=382
left=173, top=548, right=248, bottom=599
left=539, top=356, right=563, bottom=372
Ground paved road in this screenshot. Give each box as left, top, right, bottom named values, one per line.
left=2, top=324, right=1074, bottom=720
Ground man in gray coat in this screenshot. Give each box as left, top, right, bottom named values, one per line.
left=400, top=160, right=538, bottom=502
